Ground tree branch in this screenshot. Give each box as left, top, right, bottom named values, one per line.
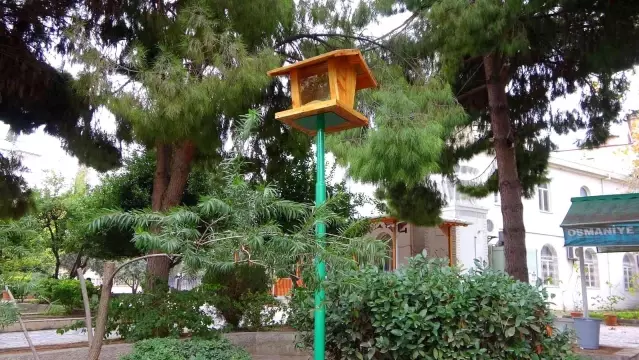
left=457, top=84, right=487, bottom=102
left=76, top=268, right=93, bottom=346
left=111, top=254, right=178, bottom=283
left=4, top=286, right=40, bottom=360
left=198, top=235, right=243, bottom=247
left=374, top=12, right=419, bottom=42
left=112, top=79, right=132, bottom=95
left=276, top=33, right=391, bottom=54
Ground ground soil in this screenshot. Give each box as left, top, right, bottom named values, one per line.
left=575, top=345, right=625, bottom=355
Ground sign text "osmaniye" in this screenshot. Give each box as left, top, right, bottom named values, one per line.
left=566, top=226, right=635, bottom=237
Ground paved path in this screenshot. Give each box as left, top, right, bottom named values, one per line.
left=1, top=324, right=638, bottom=356
left=600, top=324, right=639, bottom=348
left=0, top=343, right=132, bottom=360
left=0, top=329, right=118, bottom=350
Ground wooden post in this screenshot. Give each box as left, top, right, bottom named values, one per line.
left=76, top=268, right=93, bottom=346
left=448, top=225, right=453, bottom=266
left=5, top=286, right=40, bottom=360
left=391, top=221, right=397, bottom=270
left=577, top=247, right=589, bottom=317
left=290, top=69, right=302, bottom=108
left=88, top=261, right=115, bottom=360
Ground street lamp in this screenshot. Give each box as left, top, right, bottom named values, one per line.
left=268, top=49, right=377, bottom=360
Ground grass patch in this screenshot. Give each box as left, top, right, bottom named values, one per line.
left=589, top=311, right=639, bottom=320
left=44, top=304, right=68, bottom=316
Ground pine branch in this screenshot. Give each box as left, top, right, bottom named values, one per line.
left=374, top=12, right=419, bottom=42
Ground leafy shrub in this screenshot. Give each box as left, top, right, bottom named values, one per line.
left=238, top=292, right=286, bottom=330
left=121, top=338, right=251, bottom=360
left=107, top=289, right=215, bottom=341
left=4, top=273, right=44, bottom=302
left=7, top=279, right=30, bottom=302
left=289, top=257, right=577, bottom=360
left=0, top=302, right=19, bottom=329
left=36, top=278, right=97, bottom=313
left=591, top=310, right=639, bottom=320
left=202, top=264, right=271, bottom=328
left=45, top=304, right=68, bottom=316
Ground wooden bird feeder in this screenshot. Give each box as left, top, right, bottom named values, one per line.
left=267, top=49, right=377, bottom=135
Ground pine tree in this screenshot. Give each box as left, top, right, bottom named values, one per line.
left=328, top=62, right=468, bottom=226
left=70, top=1, right=294, bottom=288
left=364, top=0, right=639, bottom=281
left=0, top=0, right=165, bottom=219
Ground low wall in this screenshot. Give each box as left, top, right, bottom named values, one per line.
left=16, top=303, right=50, bottom=314
left=0, top=318, right=84, bottom=333
left=225, top=332, right=307, bottom=357
left=0, top=332, right=309, bottom=360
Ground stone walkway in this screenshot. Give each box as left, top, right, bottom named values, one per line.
left=1, top=324, right=638, bottom=352
left=0, top=344, right=309, bottom=360
left=600, top=325, right=639, bottom=348
left=0, top=343, right=132, bottom=360
left=0, top=329, right=118, bottom=350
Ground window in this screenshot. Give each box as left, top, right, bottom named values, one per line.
left=583, top=249, right=599, bottom=288
left=538, top=183, right=550, bottom=212
left=540, top=245, right=559, bottom=285
left=623, top=254, right=636, bottom=291
left=580, top=186, right=590, bottom=197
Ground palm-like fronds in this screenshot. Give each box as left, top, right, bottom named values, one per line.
left=0, top=302, right=19, bottom=329
left=88, top=161, right=387, bottom=286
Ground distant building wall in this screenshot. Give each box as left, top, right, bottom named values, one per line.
left=442, top=149, right=639, bottom=311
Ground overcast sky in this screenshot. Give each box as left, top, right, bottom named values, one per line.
left=0, top=12, right=636, bottom=216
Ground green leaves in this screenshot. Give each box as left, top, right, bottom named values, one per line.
left=0, top=302, right=19, bottom=329
left=330, top=65, right=467, bottom=187
left=69, top=1, right=279, bottom=152
left=328, top=62, right=467, bottom=225
left=89, top=160, right=387, bottom=280
left=289, top=257, right=576, bottom=359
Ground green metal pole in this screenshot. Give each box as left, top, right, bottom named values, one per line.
left=313, top=114, right=326, bottom=360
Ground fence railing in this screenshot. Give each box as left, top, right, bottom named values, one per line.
left=169, top=277, right=202, bottom=291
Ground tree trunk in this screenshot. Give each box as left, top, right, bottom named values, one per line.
left=5, top=286, right=40, bottom=360
left=53, top=252, right=61, bottom=279
left=145, top=141, right=196, bottom=291
left=69, top=251, right=85, bottom=279
left=483, top=53, right=529, bottom=283
left=88, top=261, right=115, bottom=360
left=76, top=268, right=93, bottom=346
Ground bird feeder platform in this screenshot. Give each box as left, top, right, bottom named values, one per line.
left=267, top=49, right=377, bottom=135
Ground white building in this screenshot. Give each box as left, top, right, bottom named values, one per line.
left=440, top=121, right=638, bottom=311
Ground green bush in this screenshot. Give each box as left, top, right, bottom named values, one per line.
left=107, top=289, right=215, bottom=341
left=36, top=278, right=97, bottom=313
left=237, top=292, right=286, bottom=330
left=4, top=273, right=44, bottom=301
left=0, top=302, right=19, bottom=329
left=590, top=310, right=639, bottom=320
left=121, top=338, right=251, bottom=360
left=202, top=264, right=271, bottom=328
left=7, top=278, right=30, bottom=302
left=45, top=304, right=68, bottom=316
left=289, top=257, right=577, bottom=360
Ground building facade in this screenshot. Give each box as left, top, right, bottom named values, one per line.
left=438, top=140, right=638, bottom=310
left=367, top=217, right=467, bottom=269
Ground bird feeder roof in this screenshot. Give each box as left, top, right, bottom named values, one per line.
left=267, top=49, right=377, bottom=90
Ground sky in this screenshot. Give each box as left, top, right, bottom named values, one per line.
left=0, top=11, right=636, bottom=216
